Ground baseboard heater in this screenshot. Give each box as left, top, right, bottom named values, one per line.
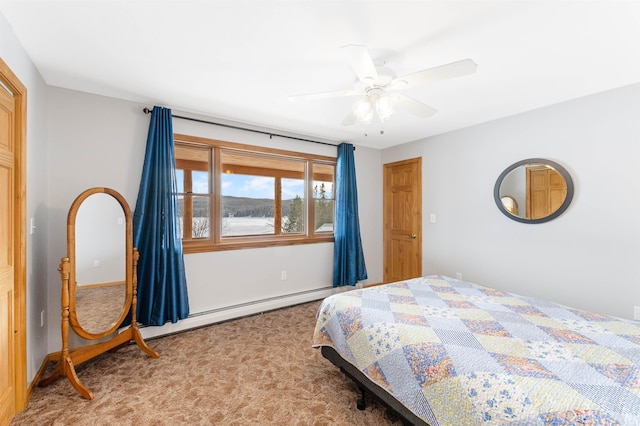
left=139, top=286, right=334, bottom=340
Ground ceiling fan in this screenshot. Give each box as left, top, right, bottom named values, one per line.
left=290, top=45, right=477, bottom=126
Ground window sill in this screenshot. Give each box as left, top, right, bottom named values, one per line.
left=182, top=235, right=334, bottom=254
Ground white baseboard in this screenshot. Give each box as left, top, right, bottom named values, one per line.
left=139, top=286, right=337, bottom=340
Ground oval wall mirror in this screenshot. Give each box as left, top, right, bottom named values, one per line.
left=494, top=158, right=574, bottom=224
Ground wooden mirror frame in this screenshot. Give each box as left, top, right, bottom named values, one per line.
left=39, top=187, right=159, bottom=399
left=494, top=158, right=574, bottom=224
left=68, top=188, right=132, bottom=339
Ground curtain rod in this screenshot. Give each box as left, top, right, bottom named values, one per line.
left=142, top=107, right=350, bottom=149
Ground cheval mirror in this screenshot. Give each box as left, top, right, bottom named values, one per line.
left=38, top=187, right=158, bottom=399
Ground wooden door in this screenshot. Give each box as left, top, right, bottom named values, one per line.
left=548, top=169, right=567, bottom=213
left=383, top=158, right=422, bottom=283
left=527, top=167, right=566, bottom=219
left=0, top=58, right=27, bottom=425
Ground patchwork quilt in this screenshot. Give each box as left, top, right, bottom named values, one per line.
left=312, top=276, right=640, bottom=425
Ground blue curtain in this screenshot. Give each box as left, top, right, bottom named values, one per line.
left=333, top=143, right=368, bottom=287
left=133, top=106, right=189, bottom=325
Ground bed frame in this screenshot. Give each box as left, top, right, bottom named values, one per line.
left=321, top=346, right=428, bottom=426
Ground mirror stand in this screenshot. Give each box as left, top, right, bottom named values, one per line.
left=39, top=251, right=158, bottom=399
left=38, top=187, right=159, bottom=400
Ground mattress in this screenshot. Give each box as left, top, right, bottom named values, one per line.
left=312, top=275, right=640, bottom=425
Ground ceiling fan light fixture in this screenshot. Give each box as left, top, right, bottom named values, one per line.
left=375, top=94, right=397, bottom=122
left=353, top=98, right=374, bottom=124
left=352, top=93, right=398, bottom=124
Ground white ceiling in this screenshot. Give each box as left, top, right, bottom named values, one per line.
left=1, top=1, right=639, bottom=149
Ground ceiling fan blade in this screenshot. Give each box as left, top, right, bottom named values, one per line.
left=394, top=58, right=477, bottom=88
left=395, top=94, right=437, bottom=118
left=341, top=44, right=378, bottom=85
left=288, top=89, right=361, bottom=101
left=341, top=110, right=357, bottom=126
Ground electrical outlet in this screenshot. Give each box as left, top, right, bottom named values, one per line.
left=281, top=270, right=287, bottom=280
left=93, top=260, right=100, bottom=267
left=455, top=272, right=463, bottom=280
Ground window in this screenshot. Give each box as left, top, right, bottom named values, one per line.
left=312, top=163, right=335, bottom=233
left=175, top=145, right=211, bottom=240
left=174, top=134, right=335, bottom=253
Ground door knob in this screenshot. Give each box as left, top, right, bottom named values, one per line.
left=409, top=234, right=417, bottom=239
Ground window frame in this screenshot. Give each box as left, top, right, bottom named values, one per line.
left=174, top=133, right=335, bottom=253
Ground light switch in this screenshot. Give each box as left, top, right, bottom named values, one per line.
left=430, top=213, right=436, bottom=223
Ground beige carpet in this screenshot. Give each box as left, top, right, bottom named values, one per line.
left=12, top=301, right=402, bottom=425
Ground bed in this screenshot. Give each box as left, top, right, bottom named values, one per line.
left=312, top=275, right=640, bottom=425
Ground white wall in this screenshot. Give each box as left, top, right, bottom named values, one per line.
left=352, top=144, right=383, bottom=285
left=383, top=83, right=640, bottom=320
left=1, top=12, right=50, bottom=384
left=45, top=87, right=383, bottom=347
